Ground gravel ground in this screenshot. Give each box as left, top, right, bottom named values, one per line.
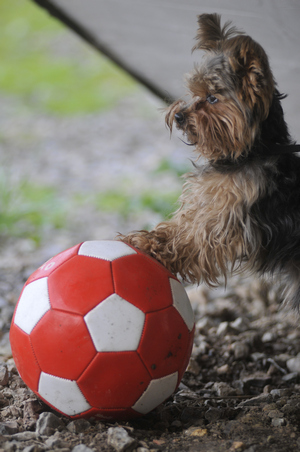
left=1, top=79, right=300, bottom=451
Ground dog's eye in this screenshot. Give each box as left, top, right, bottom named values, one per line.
left=207, top=94, right=218, bottom=104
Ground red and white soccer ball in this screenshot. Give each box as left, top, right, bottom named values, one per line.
left=10, top=240, right=195, bottom=420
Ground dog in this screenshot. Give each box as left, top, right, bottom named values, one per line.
left=120, top=13, right=300, bottom=310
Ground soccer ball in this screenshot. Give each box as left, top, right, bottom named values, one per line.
left=10, top=240, right=194, bottom=420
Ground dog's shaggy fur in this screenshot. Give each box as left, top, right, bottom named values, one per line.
left=121, top=14, right=300, bottom=310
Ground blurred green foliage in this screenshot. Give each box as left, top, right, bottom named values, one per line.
left=0, top=0, right=136, bottom=115
left=95, top=190, right=180, bottom=219
left=0, top=1, right=181, bottom=242
left=0, top=175, right=66, bottom=243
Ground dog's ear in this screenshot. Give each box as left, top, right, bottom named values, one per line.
left=230, top=38, right=274, bottom=117
left=193, top=13, right=243, bottom=52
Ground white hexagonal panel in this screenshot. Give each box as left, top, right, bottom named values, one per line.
left=78, top=240, right=136, bottom=261
left=14, top=277, right=51, bottom=335
left=38, top=372, right=91, bottom=416
left=132, top=371, right=178, bottom=414
left=169, top=279, right=194, bottom=332
left=84, top=294, right=145, bottom=352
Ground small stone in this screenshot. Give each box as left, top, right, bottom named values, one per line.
left=36, top=412, right=63, bottom=436
left=10, top=431, right=37, bottom=441
left=267, top=409, right=284, bottom=419
left=270, top=389, right=288, bottom=397
left=217, top=364, right=230, bottom=375
left=282, top=372, right=298, bottom=382
left=287, top=355, right=300, bottom=373
left=238, top=394, right=272, bottom=407
left=45, top=434, right=68, bottom=449
left=251, top=352, right=266, bottom=362
left=242, top=372, right=272, bottom=389
left=107, top=427, right=136, bottom=452
left=184, top=427, right=208, bottom=437
left=72, top=445, right=94, bottom=452
left=230, top=317, right=249, bottom=332
left=22, top=446, right=44, bottom=452
left=23, top=399, right=44, bottom=424
left=231, top=342, right=250, bottom=360
left=67, top=419, right=91, bottom=433
left=0, top=421, right=18, bottom=435
left=216, top=321, right=230, bottom=336
left=186, top=358, right=201, bottom=375
left=213, top=382, right=237, bottom=397
left=262, top=403, right=277, bottom=412
left=0, top=365, right=9, bottom=386
left=230, top=441, right=246, bottom=451
left=262, top=332, right=277, bottom=343
left=196, top=317, right=213, bottom=332
left=272, top=418, right=286, bottom=427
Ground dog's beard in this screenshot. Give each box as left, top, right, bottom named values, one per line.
left=165, top=95, right=259, bottom=162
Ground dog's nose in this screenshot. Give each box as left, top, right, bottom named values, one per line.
left=175, top=112, right=185, bottom=125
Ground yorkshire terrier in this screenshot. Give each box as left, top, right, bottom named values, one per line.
left=121, top=13, right=300, bottom=310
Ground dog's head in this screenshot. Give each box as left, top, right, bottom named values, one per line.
left=166, top=14, right=276, bottom=162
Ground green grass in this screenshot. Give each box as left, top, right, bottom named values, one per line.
left=155, top=157, right=192, bottom=177
left=0, top=0, right=136, bottom=115
left=95, top=189, right=180, bottom=220
left=0, top=176, right=66, bottom=243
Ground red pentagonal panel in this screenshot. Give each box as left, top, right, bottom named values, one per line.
left=77, top=352, right=151, bottom=409
left=30, top=310, right=96, bottom=380
left=26, top=243, right=81, bottom=284
left=138, top=306, right=192, bottom=379
left=9, top=325, right=41, bottom=392
left=48, top=255, right=114, bottom=315
left=112, top=253, right=173, bottom=313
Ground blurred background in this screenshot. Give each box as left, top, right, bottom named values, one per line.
left=0, top=0, right=192, bottom=261
left=1, top=0, right=299, bottom=262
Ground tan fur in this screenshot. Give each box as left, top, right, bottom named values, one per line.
left=121, top=163, right=268, bottom=285
left=120, top=14, right=278, bottom=286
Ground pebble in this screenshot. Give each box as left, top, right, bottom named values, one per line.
left=282, top=372, right=298, bottom=382
left=0, top=421, right=18, bottom=435
left=267, top=409, right=284, bottom=419
left=184, top=427, right=208, bottom=437
left=35, top=412, right=63, bottom=436
left=272, top=418, right=286, bottom=427
left=230, top=317, right=249, bottom=332
left=230, top=441, right=246, bottom=451
left=251, top=352, right=266, bottom=362
left=0, top=365, right=9, bottom=386
left=231, top=342, right=250, bottom=360
left=186, top=358, right=201, bottom=376
left=22, top=445, right=44, bottom=452
left=217, top=364, right=230, bottom=375
left=213, top=382, right=237, bottom=397
left=10, top=431, right=37, bottom=441
left=238, top=394, right=273, bottom=407
left=107, top=427, right=136, bottom=452
left=67, top=419, right=91, bottom=434
left=45, top=434, right=68, bottom=449
left=262, top=332, right=277, bottom=343
left=72, top=445, right=94, bottom=452
left=216, top=321, right=231, bottom=336
left=287, top=354, right=300, bottom=373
